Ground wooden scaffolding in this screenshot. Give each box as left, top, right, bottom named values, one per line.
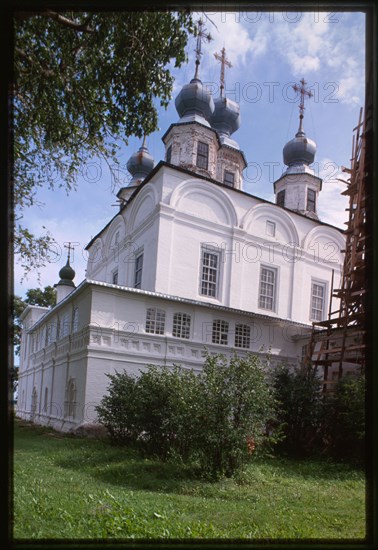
left=307, top=106, right=369, bottom=392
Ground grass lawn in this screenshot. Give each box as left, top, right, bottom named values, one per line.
left=13, top=419, right=366, bottom=540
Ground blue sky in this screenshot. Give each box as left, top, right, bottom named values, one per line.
left=14, top=10, right=365, bottom=298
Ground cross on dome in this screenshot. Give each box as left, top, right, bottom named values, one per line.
left=64, top=242, right=75, bottom=263
left=214, top=47, right=232, bottom=97
left=292, top=78, right=313, bottom=133
left=193, top=18, right=213, bottom=80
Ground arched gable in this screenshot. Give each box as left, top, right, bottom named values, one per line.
left=87, top=237, right=105, bottom=273
left=169, top=179, right=238, bottom=227
left=302, top=226, right=345, bottom=264
left=104, top=214, right=126, bottom=252
left=128, top=184, right=158, bottom=232
left=241, top=203, right=300, bottom=245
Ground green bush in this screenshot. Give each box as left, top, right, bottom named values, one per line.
left=194, top=353, right=279, bottom=479
left=322, top=374, right=365, bottom=463
left=96, top=366, right=200, bottom=459
left=95, top=371, right=140, bottom=444
left=96, top=353, right=279, bottom=479
left=272, top=363, right=323, bottom=456
left=132, top=365, right=200, bottom=460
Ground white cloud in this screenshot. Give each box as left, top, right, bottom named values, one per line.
left=317, top=157, right=350, bottom=228
left=290, top=53, right=320, bottom=73
left=253, top=12, right=365, bottom=107
left=338, top=76, right=361, bottom=106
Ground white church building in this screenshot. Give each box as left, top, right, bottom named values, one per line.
left=16, top=48, right=345, bottom=432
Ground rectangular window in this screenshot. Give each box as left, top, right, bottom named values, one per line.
left=259, top=267, right=277, bottom=311
left=266, top=220, right=276, bottom=237
left=200, top=249, right=220, bottom=298
left=134, top=253, right=143, bottom=288
left=172, top=312, right=191, bottom=339
left=112, top=270, right=118, bottom=285
left=60, top=313, right=70, bottom=338
left=224, top=170, right=235, bottom=187
left=307, top=188, right=316, bottom=212
left=311, top=282, right=326, bottom=321
left=145, top=307, right=166, bottom=335
left=196, top=141, right=209, bottom=170
left=212, top=320, right=228, bottom=345
left=277, top=190, right=285, bottom=207
left=235, top=323, right=251, bottom=349
left=166, top=144, right=172, bottom=163
left=72, top=307, right=79, bottom=333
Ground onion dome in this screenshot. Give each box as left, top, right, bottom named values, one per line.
left=283, top=129, right=316, bottom=167
left=56, top=259, right=75, bottom=288
left=210, top=96, right=240, bottom=137
left=175, top=77, right=214, bottom=124
left=127, top=140, right=155, bottom=184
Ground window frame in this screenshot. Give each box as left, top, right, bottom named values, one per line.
left=277, top=189, right=285, bottom=207
left=172, top=312, right=191, bottom=339
left=196, top=141, right=209, bottom=170
left=212, top=319, right=229, bottom=346
left=166, top=144, right=172, bottom=163
left=145, top=307, right=166, bottom=335
left=223, top=170, right=235, bottom=187
left=112, top=269, right=118, bottom=285
left=258, top=265, right=278, bottom=311
left=134, top=252, right=143, bottom=289
left=266, top=220, right=276, bottom=237
left=72, top=306, right=79, bottom=333
left=310, top=280, right=327, bottom=322
left=307, top=188, right=316, bottom=212
left=234, top=323, right=251, bottom=349
left=199, top=246, right=221, bottom=299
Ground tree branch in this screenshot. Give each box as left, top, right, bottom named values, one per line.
left=42, top=11, right=95, bottom=33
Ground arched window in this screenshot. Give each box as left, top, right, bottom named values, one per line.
left=43, top=387, right=48, bottom=413
left=65, top=378, right=77, bottom=419
left=31, top=387, right=38, bottom=417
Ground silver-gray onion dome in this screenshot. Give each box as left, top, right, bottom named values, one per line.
left=283, top=130, right=316, bottom=166
left=209, top=96, right=240, bottom=136
left=127, top=145, right=155, bottom=183
left=57, top=261, right=75, bottom=287
left=175, top=78, right=214, bottom=121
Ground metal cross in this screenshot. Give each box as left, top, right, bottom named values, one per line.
left=193, top=18, right=212, bottom=79
left=64, top=242, right=75, bottom=262
left=292, top=78, right=313, bottom=132
left=214, top=47, right=232, bottom=97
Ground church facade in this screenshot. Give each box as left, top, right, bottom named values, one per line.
left=16, top=51, right=345, bottom=432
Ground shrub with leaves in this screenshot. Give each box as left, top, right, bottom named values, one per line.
left=132, top=365, right=200, bottom=460
left=272, top=363, right=323, bottom=456
left=194, top=353, right=279, bottom=479
left=96, top=371, right=140, bottom=444
left=97, top=353, right=279, bottom=479
left=96, top=365, right=200, bottom=459
left=322, top=374, right=365, bottom=463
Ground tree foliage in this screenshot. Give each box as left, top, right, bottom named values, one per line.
left=272, top=363, right=323, bottom=456
left=97, top=353, right=279, bottom=479
left=322, top=374, right=365, bottom=463
left=13, top=10, right=194, bottom=275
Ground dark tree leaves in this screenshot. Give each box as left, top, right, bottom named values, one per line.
left=13, top=11, right=194, bottom=275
